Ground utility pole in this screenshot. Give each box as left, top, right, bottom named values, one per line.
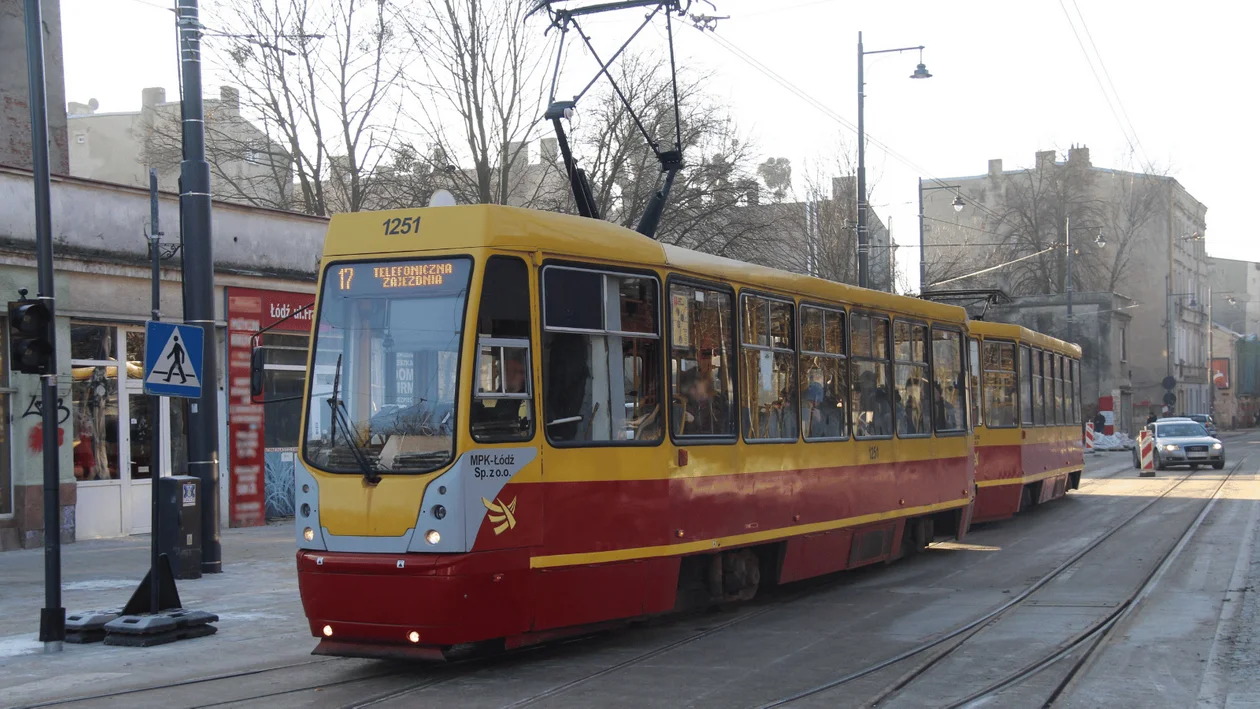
left=1065, top=216, right=1073, bottom=345
left=148, top=169, right=163, bottom=611
left=856, top=32, right=868, bottom=289
left=24, top=0, right=65, bottom=651
left=176, top=0, right=222, bottom=573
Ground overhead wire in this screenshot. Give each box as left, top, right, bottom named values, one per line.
left=693, top=26, right=1010, bottom=229
left=1057, top=0, right=1149, bottom=167
left=1068, top=0, right=1150, bottom=168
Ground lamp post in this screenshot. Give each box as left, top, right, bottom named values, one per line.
left=1064, top=216, right=1106, bottom=344
left=918, top=180, right=964, bottom=292
left=857, top=32, right=931, bottom=289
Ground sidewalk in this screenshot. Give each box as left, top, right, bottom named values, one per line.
left=0, top=521, right=315, bottom=707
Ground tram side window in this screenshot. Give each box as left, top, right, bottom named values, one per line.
left=1031, top=350, right=1045, bottom=426
left=1056, top=355, right=1067, bottom=425
left=968, top=338, right=981, bottom=430
left=541, top=267, right=662, bottom=444
left=800, top=305, right=848, bottom=440
left=851, top=313, right=892, bottom=438
left=471, top=257, right=534, bottom=443
left=894, top=321, right=931, bottom=437
left=1070, top=359, right=1080, bottom=423
left=1047, top=356, right=1059, bottom=425
left=983, top=341, right=1018, bottom=428
left=669, top=283, right=736, bottom=439
left=933, top=328, right=966, bottom=433
left=1019, top=346, right=1033, bottom=426
left=740, top=295, right=797, bottom=440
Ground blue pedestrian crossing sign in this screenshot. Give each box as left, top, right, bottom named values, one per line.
left=143, top=321, right=204, bottom=399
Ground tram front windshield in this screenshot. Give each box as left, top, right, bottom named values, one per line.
left=304, top=257, right=471, bottom=475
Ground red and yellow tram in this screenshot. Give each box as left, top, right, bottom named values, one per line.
left=966, top=321, right=1084, bottom=522
left=284, top=205, right=981, bottom=659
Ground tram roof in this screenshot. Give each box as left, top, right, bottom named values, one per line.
left=325, top=205, right=967, bottom=323
left=968, top=320, right=1082, bottom=357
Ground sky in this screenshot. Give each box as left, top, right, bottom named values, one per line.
left=60, top=0, right=1260, bottom=292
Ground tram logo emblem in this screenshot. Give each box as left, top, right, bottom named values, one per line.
left=482, top=496, right=518, bottom=535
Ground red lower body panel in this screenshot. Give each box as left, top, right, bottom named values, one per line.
left=974, top=438, right=1082, bottom=523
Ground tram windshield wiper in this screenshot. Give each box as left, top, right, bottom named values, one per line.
left=328, top=354, right=381, bottom=484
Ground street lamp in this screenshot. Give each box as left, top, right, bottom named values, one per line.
left=917, top=180, right=965, bottom=292
left=858, top=32, right=930, bottom=289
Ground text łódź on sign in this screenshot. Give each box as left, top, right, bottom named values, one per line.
left=143, top=321, right=205, bottom=399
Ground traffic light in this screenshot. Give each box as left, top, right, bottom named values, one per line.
left=9, top=298, right=53, bottom=375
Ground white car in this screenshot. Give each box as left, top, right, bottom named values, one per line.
left=1134, top=419, right=1225, bottom=470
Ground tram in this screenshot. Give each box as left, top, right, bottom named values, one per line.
left=279, top=204, right=979, bottom=660
left=966, top=321, right=1084, bottom=522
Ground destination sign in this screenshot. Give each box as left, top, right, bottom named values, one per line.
left=337, top=262, right=457, bottom=291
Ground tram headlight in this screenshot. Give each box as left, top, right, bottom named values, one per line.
left=1163, top=444, right=1178, bottom=452
left=425, top=529, right=441, bottom=545
left=1213, top=442, right=1223, bottom=450
left=322, top=625, right=333, bottom=637
left=408, top=631, right=421, bottom=643
left=303, top=527, right=315, bottom=542
left=431, top=504, right=446, bottom=520
left=300, top=503, right=311, bottom=518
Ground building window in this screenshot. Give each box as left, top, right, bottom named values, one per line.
left=932, top=328, right=966, bottom=433
left=1121, top=326, right=1127, bottom=362
left=1019, top=345, right=1033, bottom=426
left=983, top=340, right=1018, bottom=428
left=541, top=266, right=662, bottom=444
left=740, top=294, right=797, bottom=441
left=894, top=321, right=931, bottom=437
left=471, top=257, right=534, bottom=443
left=851, top=313, right=892, bottom=438
left=799, top=305, right=847, bottom=440
left=669, top=282, right=737, bottom=439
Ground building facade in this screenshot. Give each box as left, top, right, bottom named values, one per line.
left=68, top=86, right=293, bottom=210
left=0, top=167, right=325, bottom=550
left=1209, top=256, right=1260, bottom=337
left=922, top=147, right=1211, bottom=432
left=1, top=0, right=68, bottom=175
left=733, top=176, right=894, bottom=293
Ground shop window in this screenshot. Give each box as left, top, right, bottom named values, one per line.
left=668, top=282, right=736, bottom=439
left=542, top=267, right=662, bottom=444
left=933, top=328, right=966, bottom=433
left=851, top=313, right=892, bottom=438
left=72, top=367, right=120, bottom=480
left=983, top=341, right=1018, bottom=428
left=1020, top=345, right=1033, bottom=426
left=799, top=305, right=847, bottom=440
left=740, top=294, right=797, bottom=441
left=71, top=323, right=114, bottom=361
left=968, top=337, right=981, bottom=429
left=472, top=257, right=534, bottom=443
left=894, top=321, right=931, bottom=437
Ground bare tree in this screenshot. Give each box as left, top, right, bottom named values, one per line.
left=567, top=53, right=776, bottom=256
left=1095, top=167, right=1167, bottom=293
left=210, top=0, right=407, bottom=215
left=141, top=88, right=296, bottom=210
left=397, top=0, right=559, bottom=207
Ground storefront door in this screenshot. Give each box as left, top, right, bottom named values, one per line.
left=73, top=325, right=175, bottom=539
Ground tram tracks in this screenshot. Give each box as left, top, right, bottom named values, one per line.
left=753, top=456, right=1250, bottom=709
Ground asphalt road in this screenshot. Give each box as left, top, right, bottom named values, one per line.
left=3, top=435, right=1258, bottom=709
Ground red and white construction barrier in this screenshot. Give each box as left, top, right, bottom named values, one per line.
left=1084, top=422, right=1095, bottom=454
left=1138, top=430, right=1156, bottom=476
